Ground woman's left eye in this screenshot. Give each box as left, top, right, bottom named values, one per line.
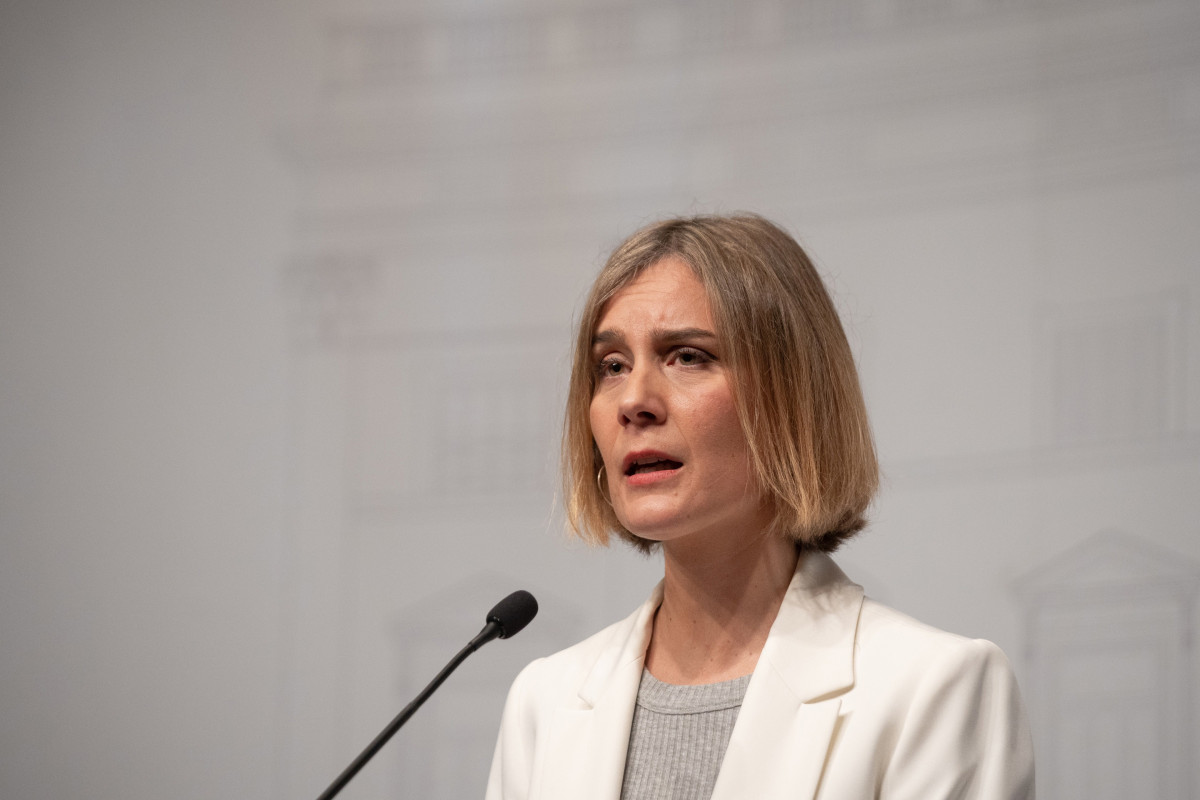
left=673, top=348, right=713, bottom=366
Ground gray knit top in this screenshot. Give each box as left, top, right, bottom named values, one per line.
left=619, top=669, right=752, bottom=800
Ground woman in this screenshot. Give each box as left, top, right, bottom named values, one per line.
left=487, top=215, right=1034, bottom=800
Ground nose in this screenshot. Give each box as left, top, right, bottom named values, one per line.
left=618, top=365, right=666, bottom=426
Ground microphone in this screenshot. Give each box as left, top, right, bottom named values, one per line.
left=472, top=589, right=539, bottom=646
left=315, top=590, right=538, bottom=800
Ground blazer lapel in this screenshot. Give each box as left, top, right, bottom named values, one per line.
left=711, top=553, right=864, bottom=800
left=534, top=554, right=862, bottom=800
left=534, top=584, right=662, bottom=800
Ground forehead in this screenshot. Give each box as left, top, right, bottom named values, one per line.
left=594, top=257, right=713, bottom=332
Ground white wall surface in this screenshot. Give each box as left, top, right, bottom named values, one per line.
left=2, top=1, right=1198, bottom=799
left=0, top=1, right=318, bottom=797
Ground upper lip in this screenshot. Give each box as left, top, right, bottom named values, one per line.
left=621, top=449, right=683, bottom=475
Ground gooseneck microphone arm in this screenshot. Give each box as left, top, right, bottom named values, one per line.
left=314, top=590, right=538, bottom=800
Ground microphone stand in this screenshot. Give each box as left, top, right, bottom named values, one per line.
left=314, top=621, right=504, bottom=800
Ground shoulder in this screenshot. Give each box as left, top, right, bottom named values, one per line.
left=487, top=597, right=654, bottom=799
left=501, top=594, right=653, bottom=719
left=858, top=597, right=1014, bottom=666
left=508, top=612, right=632, bottom=702
left=852, top=597, right=1019, bottom=698
left=832, top=599, right=1034, bottom=798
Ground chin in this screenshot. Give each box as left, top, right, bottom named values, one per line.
left=616, top=512, right=696, bottom=545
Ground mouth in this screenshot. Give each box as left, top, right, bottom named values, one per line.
left=622, top=452, right=684, bottom=477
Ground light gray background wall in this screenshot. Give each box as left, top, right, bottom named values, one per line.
left=2, top=1, right=1198, bottom=799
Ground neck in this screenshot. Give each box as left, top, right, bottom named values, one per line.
left=645, top=530, right=800, bottom=685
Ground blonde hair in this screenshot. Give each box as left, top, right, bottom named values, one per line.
left=564, top=214, right=878, bottom=553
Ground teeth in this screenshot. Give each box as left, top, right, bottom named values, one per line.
left=626, top=458, right=682, bottom=475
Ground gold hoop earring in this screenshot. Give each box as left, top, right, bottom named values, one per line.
left=597, top=464, right=612, bottom=505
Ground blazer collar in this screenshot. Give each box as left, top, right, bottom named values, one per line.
left=711, top=552, right=864, bottom=799
left=537, top=552, right=864, bottom=800
left=535, top=586, right=658, bottom=800
left=578, top=580, right=662, bottom=709
left=758, top=550, right=864, bottom=702
left=577, top=552, right=862, bottom=702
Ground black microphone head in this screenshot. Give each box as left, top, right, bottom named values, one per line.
left=486, top=590, right=538, bottom=639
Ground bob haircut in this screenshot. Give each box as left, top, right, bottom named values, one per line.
left=564, top=214, right=878, bottom=553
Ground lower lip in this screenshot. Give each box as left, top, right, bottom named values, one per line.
left=625, top=466, right=682, bottom=487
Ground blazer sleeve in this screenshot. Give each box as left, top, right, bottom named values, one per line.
left=485, top=658, right=542, bottom=800
left=881, top=638, right=1035, bottom=800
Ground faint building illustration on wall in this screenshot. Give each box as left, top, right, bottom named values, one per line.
left=1016, top=531, right=1199, bottom=800
left=1036, top=292, right=1189, bottom=449
left=274, top=0, right=1200, bottom=796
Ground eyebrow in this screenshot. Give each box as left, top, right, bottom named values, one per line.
left=591, top=326, right=718, bottom=348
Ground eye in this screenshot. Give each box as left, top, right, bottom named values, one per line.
left=595, top=357, right=626, bottom=378
left=672, top=347, right=713, bottom=367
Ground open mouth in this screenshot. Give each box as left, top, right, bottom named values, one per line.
left=624, top=458, right=683, bottom=476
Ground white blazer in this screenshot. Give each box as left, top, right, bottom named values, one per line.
left=486, top=552, right=1034, bottom=800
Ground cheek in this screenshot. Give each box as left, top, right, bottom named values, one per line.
left=691, top=390, right=749, bottom=462
left=715, top=419, right=751, bottom=467
left=588, top=399, right=611, bottom=453
left=701, top=410, right=756, bottom=497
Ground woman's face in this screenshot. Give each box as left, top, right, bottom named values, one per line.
left=589, top=257, right=767, bottom=548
